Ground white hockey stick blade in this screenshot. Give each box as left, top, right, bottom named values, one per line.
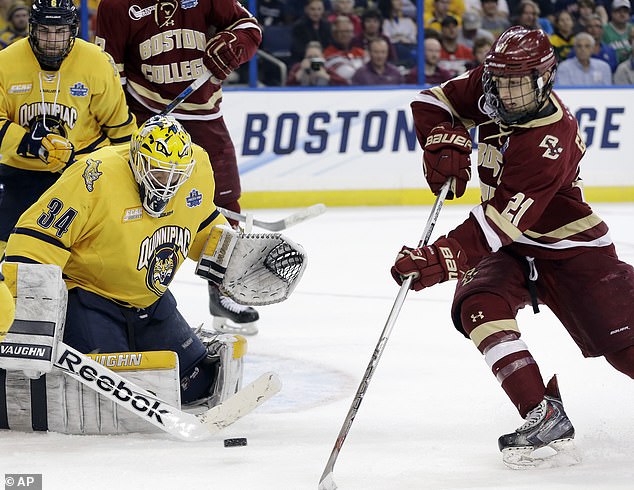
left=54, top=341, right=281, bottom=441
left=218, top=203, right=326, bottom=232
left=198, top=371, right=281, bottom=432
left=318, top=471, right=337, bottom=490
left=502, top=439, right=581, bottom=470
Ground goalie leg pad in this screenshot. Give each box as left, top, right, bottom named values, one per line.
left=0, top=263, right=66, bottom=377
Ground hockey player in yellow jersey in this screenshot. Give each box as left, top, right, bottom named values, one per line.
left=5, top=115, right=242, bottom=405
left=0, top=0, right=136, bottom=256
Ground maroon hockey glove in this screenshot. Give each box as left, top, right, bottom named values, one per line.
left=423, top=123, right=472, bottom=199
left=204, top=31, right=243, bottom=81
left=391, top=237, right=467, bottom=291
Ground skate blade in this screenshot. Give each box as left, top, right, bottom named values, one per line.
left=213, top=317, right=259, bottom=336
left=502, top=438, right=581, bottom=470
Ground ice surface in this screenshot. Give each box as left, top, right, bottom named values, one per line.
left=2, top=203, right=633, bottom=490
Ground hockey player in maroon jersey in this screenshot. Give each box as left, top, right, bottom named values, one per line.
left=391, top=26, right=634, bottom=468
left=94, top=0, right=262, bottom=334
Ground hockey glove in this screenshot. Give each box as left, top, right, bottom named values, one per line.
left=391, top=236, right=467, bottom=291
left=39, top=134, right=75, bottom=173
left=204, top=31, right=243, bottom=81
left=423, top=123, right=472, bottom=199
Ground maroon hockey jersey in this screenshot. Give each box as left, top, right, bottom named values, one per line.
left=95, top=0, right=261, bottom=119
left=411, top=65, right=612, bottom=268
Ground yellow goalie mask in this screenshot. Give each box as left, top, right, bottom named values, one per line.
left=130, top=115, right=195, bottom=218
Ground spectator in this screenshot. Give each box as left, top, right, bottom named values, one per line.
left=614, top=27, right=634, bottom=83
left=573, top=0, right=608, bottom=33
left=287, top=41, right=348, bottom=85
left=438, top=15, right=473, bottom=76
left=328, top=0, right=363, bottom=36
left=602, top=0, right=633, bottom=63
left=557, top=31, right=613, bottom=84
left=458, top=10, right=495, bottom=48
left=257, top=0, right=287, bottom=27
left=465, top=35, right=494, bottom=69
left=380, top=0, right=418, bottom=64
left=550, top=10, right=576, bottom=61
left=352, top=38, right=403, bottom=84
left=512, top=0, right=553, bottom=33
left=576, top=13, right=619, bottom=71
left=351, top=8, right=398, bottom=62
left=324, top=15, right=367, bottom=83
left=466, top=0, right=510, bottom=17
left=0, top=0, right=27, bottom=49
left=405, top=37, right=454, bottom=84
left=290, top=0, right=333, bottom=63
left=480, top=0, right=512, bottom=37
left=424, top=0, right=463, bottom=31
left=0, top=0, right=8, bottom=33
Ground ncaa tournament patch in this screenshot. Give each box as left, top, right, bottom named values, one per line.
left=181, top=0, right=198, bottom=8
left=123, top=207, right=143, bottom=222
left=70, top=82, right=89, bottom=97
left=186, top=189, right=203, bottom=208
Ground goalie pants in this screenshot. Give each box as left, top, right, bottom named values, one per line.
left=129, top=102, right=241, bottom=214
left=450, top=245, right=634, bottom=416
left=64, top=287, right=216, bottom=404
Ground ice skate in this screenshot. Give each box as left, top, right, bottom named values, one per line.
left=498, top=375, right=580, bottom=469
left=208, top=283, right=259, bottom=336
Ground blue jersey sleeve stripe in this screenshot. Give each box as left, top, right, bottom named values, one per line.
left=197, top=209, right=221, bottom=233
left=11, top=227, right=69, bottom=251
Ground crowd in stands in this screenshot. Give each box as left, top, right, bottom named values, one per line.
left=1, top=0, right=633, bottom=86
left=257, top=0, right=634, bottom=86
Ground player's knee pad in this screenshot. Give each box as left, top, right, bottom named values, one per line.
left=460, top=293, right=520, bottom=352
left=181, top=329, right=246, bottom=408
left=604, top=346, right=634, bottom=378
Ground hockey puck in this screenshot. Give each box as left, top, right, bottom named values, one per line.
left=224, top=437, right=248, bottom=447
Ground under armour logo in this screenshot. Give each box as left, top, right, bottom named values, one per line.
left=539, top=135, right=563, bottom=160
left=471, top=311, right=484, bottom=323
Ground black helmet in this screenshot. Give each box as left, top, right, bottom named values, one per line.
left=29, top=0, right=79, bottom=70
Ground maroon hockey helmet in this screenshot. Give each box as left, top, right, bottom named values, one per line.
left=482, top=26, right=557, bottom=125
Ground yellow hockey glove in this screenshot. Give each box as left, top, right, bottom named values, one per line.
left=40, top=134, right=75, bottom=173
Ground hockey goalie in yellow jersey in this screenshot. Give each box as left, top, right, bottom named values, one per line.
left=4, top=115, right=307, bottom=415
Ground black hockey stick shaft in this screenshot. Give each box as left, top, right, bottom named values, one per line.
left=318, top=179, right=454, bottom=490
left=161, top=70, right=220, bottom=116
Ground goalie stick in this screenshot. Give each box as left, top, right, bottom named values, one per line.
left=218, top=203, right=327, bottom=232
left=54, top=341, right=281, bottom=441
left=318, top=180, right=453, bottom=490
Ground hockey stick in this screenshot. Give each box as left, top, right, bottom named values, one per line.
left=318, top=179, right=454, bottom=490
left=54, top=341, right=281, bottom=441
left=218, top=203, right=327, bottom=232
left=161, top=70, right=220, bottom=116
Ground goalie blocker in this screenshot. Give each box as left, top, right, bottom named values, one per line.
left=197, top=225, right=307, bottom=306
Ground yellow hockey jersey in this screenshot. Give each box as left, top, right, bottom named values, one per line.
left=5, top=143, right=228, bottom=308
left=0, top=38, right=137, bottom=172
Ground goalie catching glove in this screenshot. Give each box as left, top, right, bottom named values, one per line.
left=196, top=225, right=307, bottom=306
left=424, top=123, right=472, bottom=199
left=391, top=237, right=467, bottom=291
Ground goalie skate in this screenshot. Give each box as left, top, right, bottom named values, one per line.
left=209, top=283, right=259, bottom=336
left=499, top=375, right=580, bottom=470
